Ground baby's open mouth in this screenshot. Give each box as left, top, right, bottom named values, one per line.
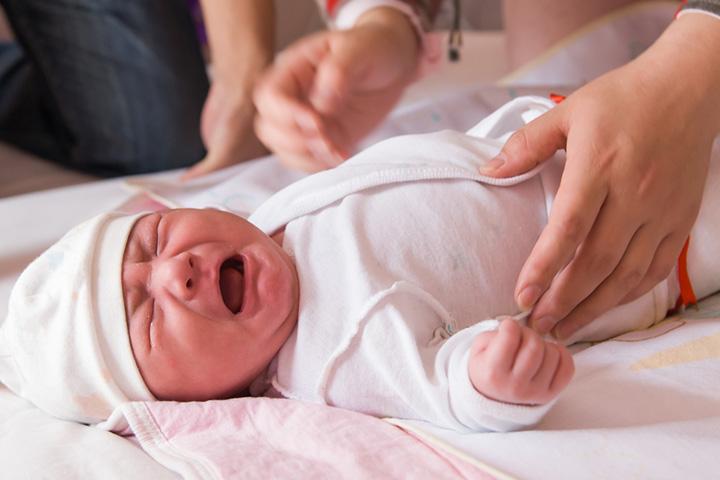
left=220, top=256, right=245, bottom=314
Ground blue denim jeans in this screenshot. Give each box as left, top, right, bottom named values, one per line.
left=0, top=0, right=208, bottom=175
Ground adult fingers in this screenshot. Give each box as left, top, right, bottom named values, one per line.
left=265, top=32, right=332, bottom=100
left=480, top=106, right=567, bottom=177
left=254, top=116, right=310, bottom=154
left=254, top=77, right=324, bottom=134
left=255, top=118, right=324, bottom=172
left=255, top=116, right=340, bottom=170
left=620, top=232, right=687, bottom=305
left=309, top=43, right=354, bottom=116
left=529, top=202, right=639, bottom=334
left=254, top=36, right=350, bottom=165
left=515, top=149, right=608, bottom=313
left=549, top=224, right=660, bottom=340
left=277, top=150, right=329, bottom=173
left=254, top=34, right=335, bottom=136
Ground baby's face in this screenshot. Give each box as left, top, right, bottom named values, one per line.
left=121, top=208, right=298, bottom=401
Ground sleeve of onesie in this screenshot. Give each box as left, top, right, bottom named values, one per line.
left=438, top=321, right=558, bottom=432
left=320, top=288, right=556, bottom=433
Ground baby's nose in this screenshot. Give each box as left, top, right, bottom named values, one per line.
left=153, top=253, right=196, bottom=300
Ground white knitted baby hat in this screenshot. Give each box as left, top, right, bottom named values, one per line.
left=0, top=212, right=154, bottom=424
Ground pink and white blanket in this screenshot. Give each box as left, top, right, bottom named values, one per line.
left=106, top=397, right=491, bottom=480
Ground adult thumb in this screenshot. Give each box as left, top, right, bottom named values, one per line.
left=480, top=107, right=568, bottom=178
left=309, top=47, right=356, bottom=116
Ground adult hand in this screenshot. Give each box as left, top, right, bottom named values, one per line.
left=183, top=78, right=269, bottom=179
left=482, top=13, right=720, bottom=340
left=184, top=0, right=273, bottom=179
left=469, top=319, right=574, bottom=405
left=253, top=7, right=420, bottom=172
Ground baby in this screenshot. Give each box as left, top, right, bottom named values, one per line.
left=2, top=97, right=719, bottom=432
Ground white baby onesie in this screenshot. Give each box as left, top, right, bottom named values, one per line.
left=249, top=97, right=678, bottom=432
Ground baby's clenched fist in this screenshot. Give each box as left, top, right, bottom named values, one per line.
left=468, top=318, right=574, bottom=405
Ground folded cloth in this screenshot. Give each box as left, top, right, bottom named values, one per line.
left=106, top=397, right=494, bottom=480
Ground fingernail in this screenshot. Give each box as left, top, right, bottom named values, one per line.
left=480, top=153, right=505, bottom=174
left=535, top=316, right=556, bottom=334
left=551, top=324, right=566, bottom=341
left=517, top=285, right=541, bottom=310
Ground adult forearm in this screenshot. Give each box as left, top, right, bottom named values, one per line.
left=199, top=0, right=274, bottom=81
left=637, top=12, right=720, bottom=133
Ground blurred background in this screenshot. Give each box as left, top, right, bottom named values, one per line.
left=0, top=0, right=507, bottom=198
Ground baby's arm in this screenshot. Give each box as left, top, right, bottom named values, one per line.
left=307, top=291, right=575, bottom=432
left=469, top=319, right=574, bottom=406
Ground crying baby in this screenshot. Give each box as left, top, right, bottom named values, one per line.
left=2, top=96, right=718, bottom=432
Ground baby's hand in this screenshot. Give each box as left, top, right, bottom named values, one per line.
left=468, top=318, right=574, bottom=405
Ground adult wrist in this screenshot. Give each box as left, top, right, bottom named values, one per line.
left=212, top=50, right=272, bottom=89
left=344, top=3, right=441, bottom=78
left=636, top=12, right=720, bottom=130
left=355, top=7, right=420, bottom=48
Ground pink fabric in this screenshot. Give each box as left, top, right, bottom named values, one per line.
left=119, top=397, right=494, bottom=479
